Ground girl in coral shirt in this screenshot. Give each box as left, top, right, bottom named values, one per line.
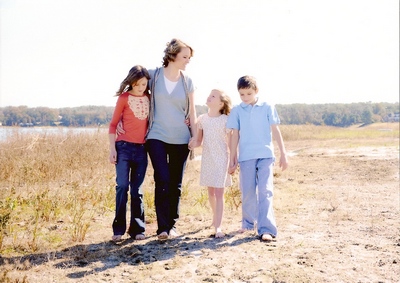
left=108, top=65, right=150, bottom=242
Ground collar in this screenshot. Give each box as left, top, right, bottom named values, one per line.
left=239, top=97, right=262, bottom=108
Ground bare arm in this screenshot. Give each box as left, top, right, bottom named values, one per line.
left=228, top=129, right=239, bottom=174
left=271, top=124, right=288, bottom=171
left=109, top=133, right=117, bottom=164
left=188, top=91, right=197, bottom=138
left=109, top=97, right=124, bottom=163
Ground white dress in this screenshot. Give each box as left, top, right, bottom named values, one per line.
left=198, top=114, right=232, bottom=188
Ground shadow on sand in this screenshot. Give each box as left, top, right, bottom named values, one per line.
left=0, top=227, right=275, bottom=279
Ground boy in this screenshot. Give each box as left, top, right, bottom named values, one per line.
left=227, top=75, right=288, bottom=242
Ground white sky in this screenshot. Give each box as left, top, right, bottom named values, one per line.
left=0, top=0, right=398, bottom=108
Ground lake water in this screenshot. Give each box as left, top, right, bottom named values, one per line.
left=0, top=127, right=107, bottom=141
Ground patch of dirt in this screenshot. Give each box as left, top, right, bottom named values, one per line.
left=1, top=142, right=399, bottom=282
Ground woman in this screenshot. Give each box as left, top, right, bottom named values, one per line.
left=118, top=38, right=197, bottom=240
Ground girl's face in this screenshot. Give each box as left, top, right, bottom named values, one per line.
left=239, top=87, right=258, bottom=105
left=173, top=47, right=191, bottom=70
left=206, top=90, right=223, bottom=110
left=130, top=77, right=148, bottom=96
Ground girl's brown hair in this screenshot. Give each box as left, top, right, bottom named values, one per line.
left=162, top=38, right=194, bottom=67
left=116, top=65, right=150, bottom=96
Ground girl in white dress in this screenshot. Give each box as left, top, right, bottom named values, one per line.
left=189, top=89, right=232, bottom=238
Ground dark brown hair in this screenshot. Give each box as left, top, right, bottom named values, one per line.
left=116, top=65, right=150, bottom=96
left=237, top=75, right=258, bottom=91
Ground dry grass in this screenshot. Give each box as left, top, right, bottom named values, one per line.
left=0, top=128, right=236, bottom=256
left=280, top=122, right=399, bottom=141
left=0, top=123, right=398, bottom=256
left=0, top=123, right=398, bottom=282
left=0, top=130, right=116, bottom=254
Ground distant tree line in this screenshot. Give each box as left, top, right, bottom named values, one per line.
left=276, top=102, right=399, bottom=126
left=0, top=106, right=113, bottom=127
left=0, top=102, right=398, bottom=127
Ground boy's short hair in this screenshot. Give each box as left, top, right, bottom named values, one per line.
left=237, top=75, right=258, bottom=91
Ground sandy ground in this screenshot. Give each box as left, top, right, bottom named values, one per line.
left=1, top=140, right=399, bottom=283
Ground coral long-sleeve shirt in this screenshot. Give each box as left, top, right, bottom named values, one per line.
left=108, top=92, right=150, bottom=144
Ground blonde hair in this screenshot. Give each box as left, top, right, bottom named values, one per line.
left=212, top=89, right=232, bottom=115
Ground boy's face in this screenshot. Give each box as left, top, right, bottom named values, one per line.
left=238, top=87, right=258, bottom=105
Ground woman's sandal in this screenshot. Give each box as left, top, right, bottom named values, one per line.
left=135, top=233, right=145, bottom=240
left=111, top=235, right=123, bottom=242
left=157, top=231, right=168, bottom=240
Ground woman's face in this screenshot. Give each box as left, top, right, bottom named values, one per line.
left=173, top=47, right=191, bottom=70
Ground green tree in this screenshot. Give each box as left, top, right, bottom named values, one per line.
left=361, top=109, right=373, bottom=125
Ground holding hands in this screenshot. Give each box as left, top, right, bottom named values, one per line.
left=228, top=158, right=238, bottom=175
left=188, top=137, right=200, bottom=150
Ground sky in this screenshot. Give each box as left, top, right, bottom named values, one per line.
left=0, top=0, right=398, bottom=108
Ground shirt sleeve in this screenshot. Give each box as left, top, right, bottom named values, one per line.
left=226, top=106, right=239, bottom=130
left=108, top=95, right=125, bottom=134
left=186, top=75, right=195, bottom=93
left=268, top=104, right=281, bottom=125
left=223, top=115, right=231, bottom=133
left=197, top=114, right=204, bottom=130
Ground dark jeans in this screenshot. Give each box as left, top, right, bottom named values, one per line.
left=146, top=139, right=189, bottom=235
left=113, top=141, right=147, bottom=236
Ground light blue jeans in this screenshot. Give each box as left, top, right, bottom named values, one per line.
left=239, top=158, right=277, bottom=237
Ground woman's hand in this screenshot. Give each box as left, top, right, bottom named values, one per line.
left=116, top=120, right=125, bottom=135
left=188, top=137, right=198, bottom=150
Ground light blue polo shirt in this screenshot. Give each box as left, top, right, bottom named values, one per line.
left=226, top=98, right=280, bottom=162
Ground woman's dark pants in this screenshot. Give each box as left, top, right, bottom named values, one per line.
left=146, top=139, right=189, bottom=235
